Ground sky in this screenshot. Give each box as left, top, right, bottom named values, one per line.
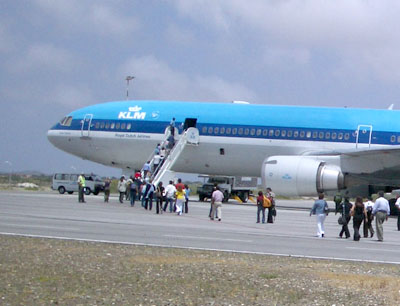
left=2, top=0, right=400, bottom=176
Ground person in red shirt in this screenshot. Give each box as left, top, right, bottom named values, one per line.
left=175, top=178, right=185, bottom=193
left=256, top=191, right=266, bottom=223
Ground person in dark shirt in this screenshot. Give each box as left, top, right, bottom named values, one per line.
left=338, top=197, right=352, bottom=238
left=351, top=197, right=368, bottom=241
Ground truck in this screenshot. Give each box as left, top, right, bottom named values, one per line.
left=197, top=176, right=258, bottom=203
left=52, top=173, right=105, bottom=195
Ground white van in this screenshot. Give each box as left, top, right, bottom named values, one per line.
left=52, top=173, right=104, bottom=195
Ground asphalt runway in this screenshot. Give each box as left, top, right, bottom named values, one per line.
left=1, top=191, right=400, bottom=264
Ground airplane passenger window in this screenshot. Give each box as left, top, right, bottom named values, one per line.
left=256, top=129, right=261, bottom=136
left=232, top=128, right=237, bottom=135
left=263, top=129, right=268, bottom=136
left=281, top=130, right=286, bottom=137
left=220, top=127, right=225, bottom=134
left=100, top=122, right=105, bottom=129
left=294, top=131, right=299, bottom=138
left=344, top=133, right=350, bottom=140
left=306, top=131, right=311, bottom=138
left=127, top=123, right=131, bottom=130
left=238, top=128, right=243, bottom=135
left=325, top=132, right=330, bottom=139
left=105, top=123, right=110, bottom=129
left=391, top=135, right=396, bottom=143
left=275, top=130, right=280, bottom=137
left=226, top=128, right=232, bottom=134
left=269, top=130, right=274, bottom=137
left=214, top=127, right=219, bottom=134
left=121, top=123, right=126, bottom=130
left=312, top=131, right=317, bottom=138
left=208, top=127, right=213, bottom=134
left=397, top=136, right=400, bottom=143
left=300, top=131, right=305, bottom=138
left=332, top=132, right=337, bottom=139
left=338, top=133, right=343, bottom=140
left=202, top=127, right=207, bottom=134
left=287, top=130, right=293, bottom=138
left=111, top=123, right=115, bottom=129
left=244, top=128, right=249, bottom=135
left=116, top=123, right=120, bottom=130
left=95, top=122, right=100, bottom=129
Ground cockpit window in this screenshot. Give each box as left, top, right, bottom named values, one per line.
left=60, top=116, right=73, bottom=126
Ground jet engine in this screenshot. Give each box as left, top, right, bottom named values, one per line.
left=261, top=156, right=345, bottom=197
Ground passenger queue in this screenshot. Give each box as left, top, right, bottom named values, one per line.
left=310, top=191, right=392, bottom=242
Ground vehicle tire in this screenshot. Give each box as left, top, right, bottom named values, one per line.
left=67, top=191, right=73, bottom=195
left=240, top=191, right=249, bottom=203
left=58, top=186, right=66, bottom=194
left=223, top=191, right=229, bottom=202
left=199, top=195, right=205, bottom=201
left=84, top=188, right=91, bottom=195
left=93, top=190, right=99, bottom=195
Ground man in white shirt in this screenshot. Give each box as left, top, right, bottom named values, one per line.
left=163, top=181, right=176, bottom=213
left=363, top=197, right=375, bottom=238
left=372, top=191, right=390, bottom=241
left=211, top=186, right=224, bottom=221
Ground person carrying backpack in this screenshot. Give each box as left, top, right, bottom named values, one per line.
left=266, top=187, right=275, bottom=223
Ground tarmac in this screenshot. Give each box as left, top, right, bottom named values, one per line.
left=1, top=191, right=400, bottom=264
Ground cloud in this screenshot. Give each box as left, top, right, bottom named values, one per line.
left=33, top=0, right=140, bottom=38
left=0, top=25, right=14, bottom=53
left=172, top=1, right=400, bottom=82
left=165, top=24, right=196, bottom=47
left=119, top=55, right=257, bottom=102
left=10, top=43, right=76, bottom=74
left=52, top=84, right=94, bottom=109
left=263, top=47, right=310, bottom=67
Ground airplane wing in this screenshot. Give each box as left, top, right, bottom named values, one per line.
left=304, top=146, right=400, bottom=184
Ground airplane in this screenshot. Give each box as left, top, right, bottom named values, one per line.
left=47, top=100, right=400, bottom=197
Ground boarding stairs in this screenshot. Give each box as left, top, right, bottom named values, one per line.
left=150, top=127, right=199, bottom=186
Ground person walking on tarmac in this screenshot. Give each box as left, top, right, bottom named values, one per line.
left=256, top=191, right=266, bottom=223
left=266, top=187, right=275, bottom=223
left=338, top=197, right=352, bottom=238
left=372, top=191, right=390, bottom=242
left=117, top=176, right=127, bottom=204
left=350, top=197, right=368, bottom=241
left=211, top=186, right=224, bottom=221
left=103, top=177, right=111, bottom=203
left=184, top=184, right=190, bottom=213
left=395, top=194, right=400, bottom=231
left=310, top=193, right=329, bottom=238
left=155, top=181, right=165, bottom=214
left=363, top=196, right=374, bottom=238
left=78, top=173, right=86, bottom=203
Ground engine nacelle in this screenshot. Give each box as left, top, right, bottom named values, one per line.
left=262, top=156, right=345, bottom=197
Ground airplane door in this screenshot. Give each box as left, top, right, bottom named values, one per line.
left=356, top=125, right=372, bottom=149
left=183, top=118, right=197, bottom=130
left=81, top=114, right=93, bottom=137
